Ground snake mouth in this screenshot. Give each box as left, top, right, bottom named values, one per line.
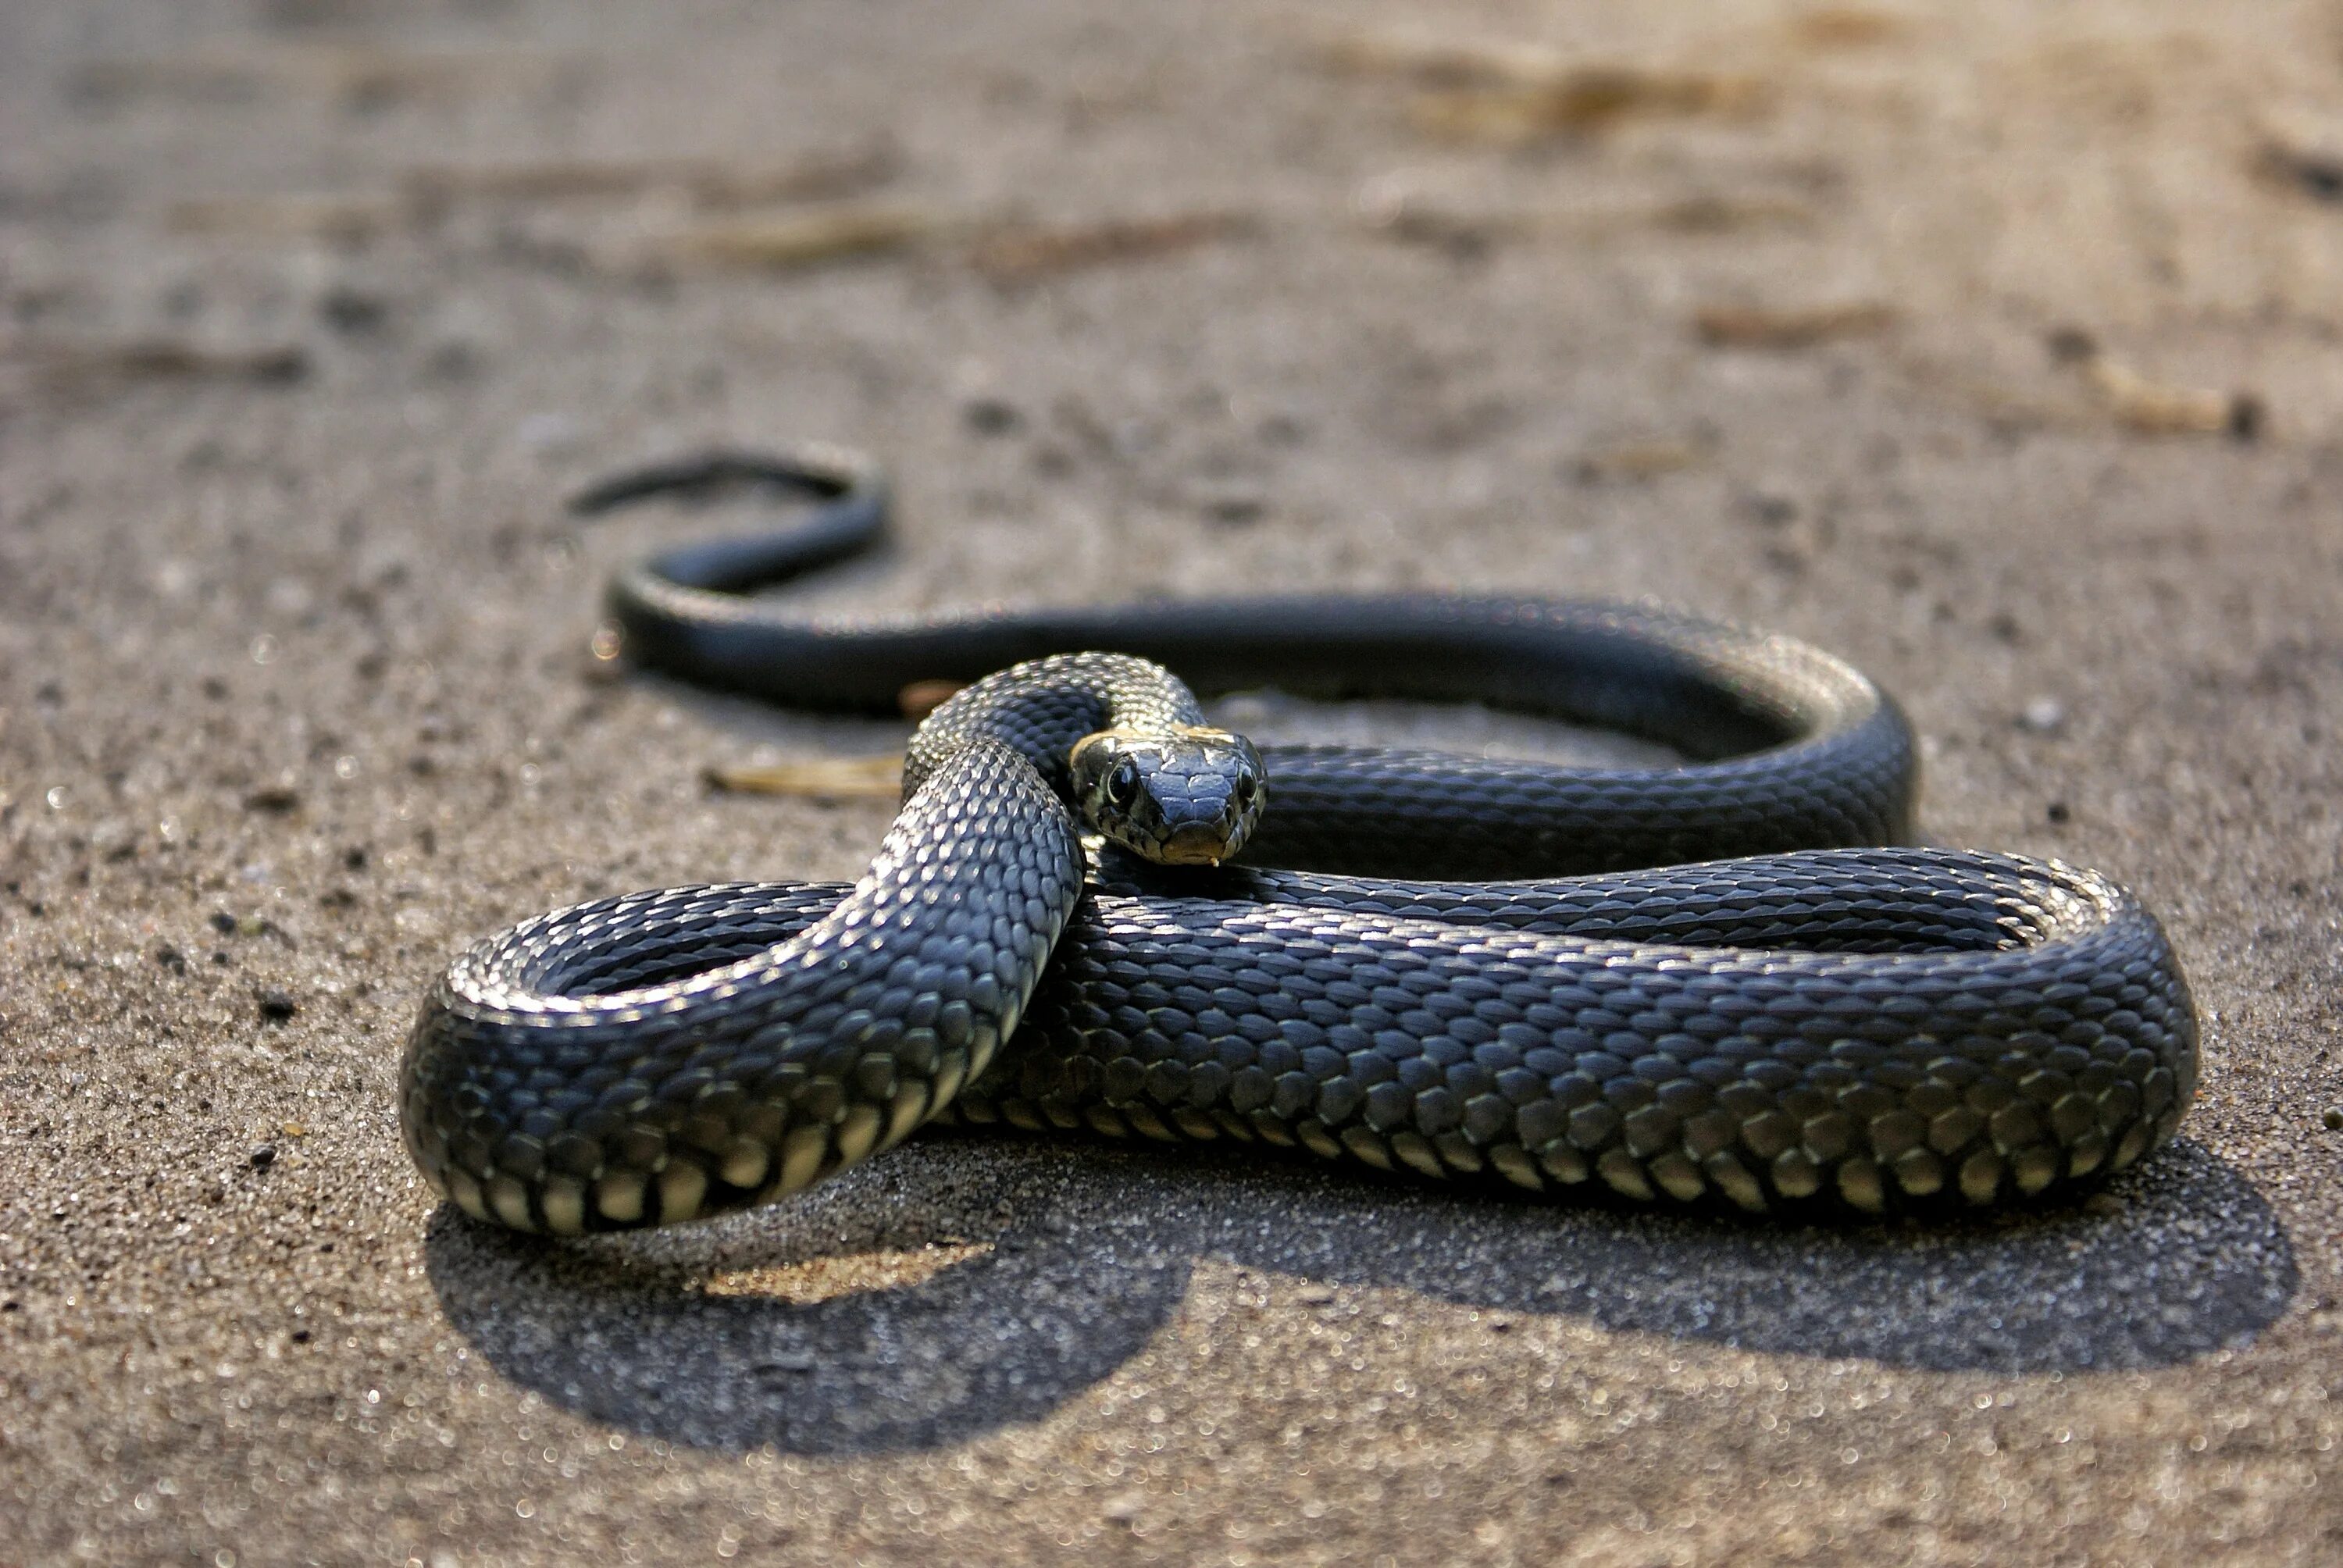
left=1158, top=824, right=1231, bottom=865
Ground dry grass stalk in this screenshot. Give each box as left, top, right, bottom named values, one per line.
left=897, top=680, right=965, bottom=719
left=1410, top=68, right=1767, bottom=143
left=1571, top=438, right=1708, bottom=483
left=401, top=140, right=900, bottom=214
left=1648, top=194, right=1817, bottom=233
left=1314, top=28, right=1575, bottom=88
left=1364, top=191, right=1813, bottom=253
left=648, top=202, right=941, bottom=271
left=1789, top=8, right=1910, bottom=49
left=1693, top=301, right=1895, bottom=348
left=2086, top=359, right=2259, bottom=437
left=1310, top=27, right=1766, bottom=141
left=968, top=212, right=1248, bottom=283
left=164, top=144, right=902, bottom=251
left=704, top=755, right=904, bottom=800
left=2045, top=330, right=2263, bottom=439
left=166, top=193, right=405, bottom=244
left=12, top=337, right=310, bottom=386
left=74, top=44, right=562, bottom=110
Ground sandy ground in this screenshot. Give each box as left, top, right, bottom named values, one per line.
left=4, top=1, right=2342, bottom=1563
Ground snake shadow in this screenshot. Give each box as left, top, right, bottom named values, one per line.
left=424, top=1133, right=2295, bottom=1456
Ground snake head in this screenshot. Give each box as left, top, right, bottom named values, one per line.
left=1069, top=725, right=1266, bottom=866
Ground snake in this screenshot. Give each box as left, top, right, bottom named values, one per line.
left=398, top=447, right=2199, bottom=1235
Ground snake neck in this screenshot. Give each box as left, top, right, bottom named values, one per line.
left=902, top=652, right=1209, bottom=802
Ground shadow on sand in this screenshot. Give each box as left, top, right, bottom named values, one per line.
left=426, top=1134, right=2294, bottom=1456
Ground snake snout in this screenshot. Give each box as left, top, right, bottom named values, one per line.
left=1160, top=821, right=1234, bottom=866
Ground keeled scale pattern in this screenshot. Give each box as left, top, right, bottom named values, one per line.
left=958, top=849, right=2197, bottom=1214
left=400, top=736, right=1087, bottom=1234
left=402, top=653, right=1195, bottom=1235
left=1244, top=736, right=1910, bottom=878
left=401, top=590, right=2198, bottom=1231
left=407, top=841, right=2196, bottom=1229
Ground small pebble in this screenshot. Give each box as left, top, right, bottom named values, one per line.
left=256, top=989, right=298, bottom=1023
left=249, top=1145, right=276, bottom=1170
left=2045, top=326, right=2100, bottom=364
left=2017, top=697, right=2067, bottom=734
left=1738, top=488, right=1800, bottom=527
left=1257, top=410, right=1311, bottom=445
left=962, top=397, right=1023, bottom=436
left=1191, top=479, right=1267, bottom=526
left=243, top=785, right=301, bottom=814
left=515, top=411, right=580, bottom=453
left=426, top=340, right=485, bottom=381
left=2323, top=1106, right=2342, bottom=1131
left=319, top=287, right=387, bottom=334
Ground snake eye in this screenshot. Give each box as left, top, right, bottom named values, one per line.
left=1232, top=768, right=1257, bottom=806
left=1104, top=757, right=1140, bottom=810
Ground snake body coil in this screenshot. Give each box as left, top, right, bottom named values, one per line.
left=399, top=450, right=2197, bottom=1233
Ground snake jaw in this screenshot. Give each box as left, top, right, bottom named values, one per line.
left=1157, top=825, right=1226, bottom=867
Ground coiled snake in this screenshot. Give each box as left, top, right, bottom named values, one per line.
left=399, top=447, right=2197, bottom=1235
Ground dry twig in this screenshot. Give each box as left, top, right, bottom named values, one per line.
left=704, top=756, right=904, bottom=800
left=1410, top=69, right=1767, bottom=143
left=644, top=201, right=942, bottom=272
left=74, top=44, right=566, bottom=110
left=10, top=337, right=310, bottom=386
left=896, top=680, right=965, bottom=719
left=166, top=144, right=903, bottom=250
left=166, top=193, right=405, bottom=244
left=1314, top=29, right=1576, bottom=87
left=1693, top=301, right=1895, bottom=348
left=1309, top=27, right=1767, bottom=143
left=401, top=140, right=900, bottom=214
left=1571, top=438, right=1709, bottom=483
left=2253, top=134, right=2343, bottom=205
left=2045, top=329, right=2263, bottom=439
left=1361, top=190, right=1813, bottom=255
left=1788, top=9, right=1910, bottom=49
left=968, top=212, right=1249, bottom=283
